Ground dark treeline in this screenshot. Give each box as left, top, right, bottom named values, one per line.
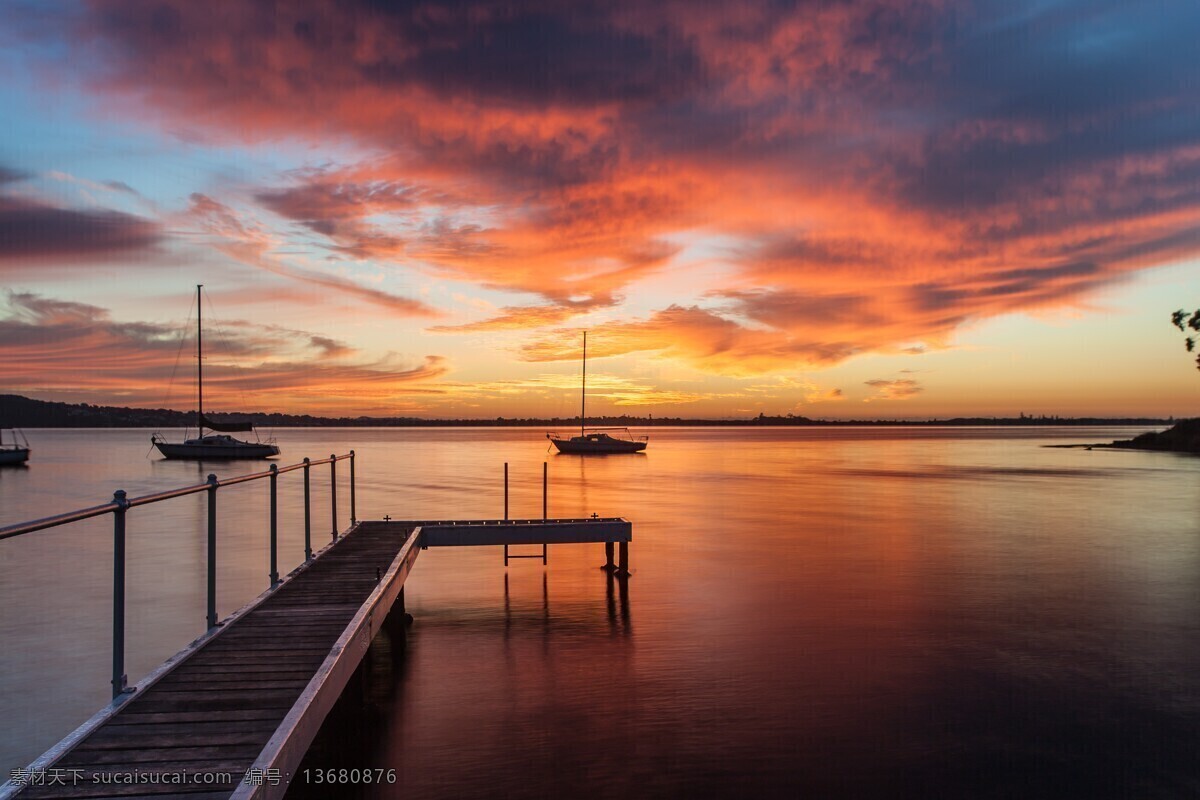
left=0, top=394, right=1174, bottom=429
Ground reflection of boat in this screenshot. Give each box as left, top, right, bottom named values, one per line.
left=152, top=285, right=280, bottom=460
left=546, top=332, right=648, bottom=455
left=0, top=428, right=30, bottom=465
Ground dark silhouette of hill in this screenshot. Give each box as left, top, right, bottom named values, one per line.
left=0, top=394, right=1174, bottom=428
left=1109, top=418, right=1200, bottom=453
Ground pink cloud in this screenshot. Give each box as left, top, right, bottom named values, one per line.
left=187, top=193, right=441, bottom=317
left=0, top=292, right=448, bottom=413
left=863, top=379, right=923, bottom=401
left=7, top=0, right=1196, bottom=378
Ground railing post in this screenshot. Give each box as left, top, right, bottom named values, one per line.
left=111, top=490, right=129, bottom=699
left=503, top=462, right=509, bottom=566
left=269, top=464, right=279, bottom=587
left=206, top=474, right=218, bottom=630
left=349, top=450, right=356, bottom=525
left=330, top=454, right=338, bottom=541
left=303, top=457, right=312, bottom=561
left=542, top=461, right=548, bottom=565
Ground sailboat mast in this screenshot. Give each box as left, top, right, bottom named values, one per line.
left=580, top=331, right=586, bottom=437
left=196, top=284, right=203, bottom=437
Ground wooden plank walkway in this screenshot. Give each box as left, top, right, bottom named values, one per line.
left=11, top=522, right=418, bottom=800
left=6, top=518, right=631, bottom=800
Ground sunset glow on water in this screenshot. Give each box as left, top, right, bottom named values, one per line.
left=0, top=2, right=1199, bottom=418
left=3, top=428, right=1199, bottom=796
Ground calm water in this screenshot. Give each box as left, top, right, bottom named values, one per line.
left=2, top=426, right=1199, bottom=797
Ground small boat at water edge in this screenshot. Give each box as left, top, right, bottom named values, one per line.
left=152, top=433, right=280, bottom=460
left=547, top=428, right=648, bottom=454
left=0, top=428, right=30, bottom=465
left=152, top=285, right=280, bottom=460
left=545, top=331, right=648, bottom=455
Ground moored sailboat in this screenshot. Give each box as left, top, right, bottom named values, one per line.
left=546, top=332, right=648, bottom=454
left=0, top=428, right=30, bottom=465
left=152, top=286, right=280, bottom=460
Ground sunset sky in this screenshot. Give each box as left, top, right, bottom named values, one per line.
left=1, top=0, right=1198, bottom=419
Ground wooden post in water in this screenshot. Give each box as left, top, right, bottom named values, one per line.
left=398, top=587, right=414, bottom=626
left=542, top=462, right=548, bottom=564
left=617, top=542, right=630, bottom=577
left=503, top=462, right=509, bottom=566
left=206, top=474, right=218, bottom=629
left=603, top=541, right=615, bottom=572
left=385, top=585, right=412, bottom=644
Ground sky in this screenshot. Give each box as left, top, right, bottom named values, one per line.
left=1, top=0, right=1198, bottom=420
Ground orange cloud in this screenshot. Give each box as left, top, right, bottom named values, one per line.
left=0, top=292, right=447, bottom=414
left=428, top=304, right=582, bottom=333
left=804, top=387, right=845, bottom=404
left=863, top=379, right=923, bottom=401
left=187, top=193, right=441, bottom=317
left=519, top=306, right=861, bottom=376
left=434, top=372, right=711, bottom=408
left=9, top=0, right=1199, bottom=383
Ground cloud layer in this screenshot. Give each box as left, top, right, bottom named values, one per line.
left=0, top=292, right=446, bottom=413
left=7, top=0, right=1200, bottom=396
left=0, top=195, right=160, bottom=264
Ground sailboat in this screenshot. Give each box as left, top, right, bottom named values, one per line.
left=0, top=428, right=30, bottom=465
left=546, top=331, right=648, bottom=454
left=151, top=286, right=280, bottom=460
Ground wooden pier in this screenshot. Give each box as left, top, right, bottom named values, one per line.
left=2, top=518, right=631, bottom=800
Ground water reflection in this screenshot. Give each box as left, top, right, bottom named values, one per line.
left=605, top=571, right=632, bottom=635
left=291, top=559, right=637, bottom=800
left=2, top=426, right=1198, bottom=798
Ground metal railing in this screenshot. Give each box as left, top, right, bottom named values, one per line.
left=0, top=451, right=356, bottom=700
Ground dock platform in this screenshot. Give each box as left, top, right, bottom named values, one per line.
left=4, top=518, right=631, bottom=800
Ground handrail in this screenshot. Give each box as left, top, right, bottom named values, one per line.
left=0, top=450, right=357, bottom=699
left=0, top=502, right=122, bottom=540
left=126, top=483, right=210, bottom=508
left=0, top=453, right=355, bottom=540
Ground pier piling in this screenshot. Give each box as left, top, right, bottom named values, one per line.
left=504, top=462, right=509, bottom=565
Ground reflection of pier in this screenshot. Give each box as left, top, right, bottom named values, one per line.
left=502, top=564, right=633, bottom=636
left=1, top=463, right=632, bottom=800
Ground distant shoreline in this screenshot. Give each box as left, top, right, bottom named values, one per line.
left=0, top=394, right=1177, bottom=429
